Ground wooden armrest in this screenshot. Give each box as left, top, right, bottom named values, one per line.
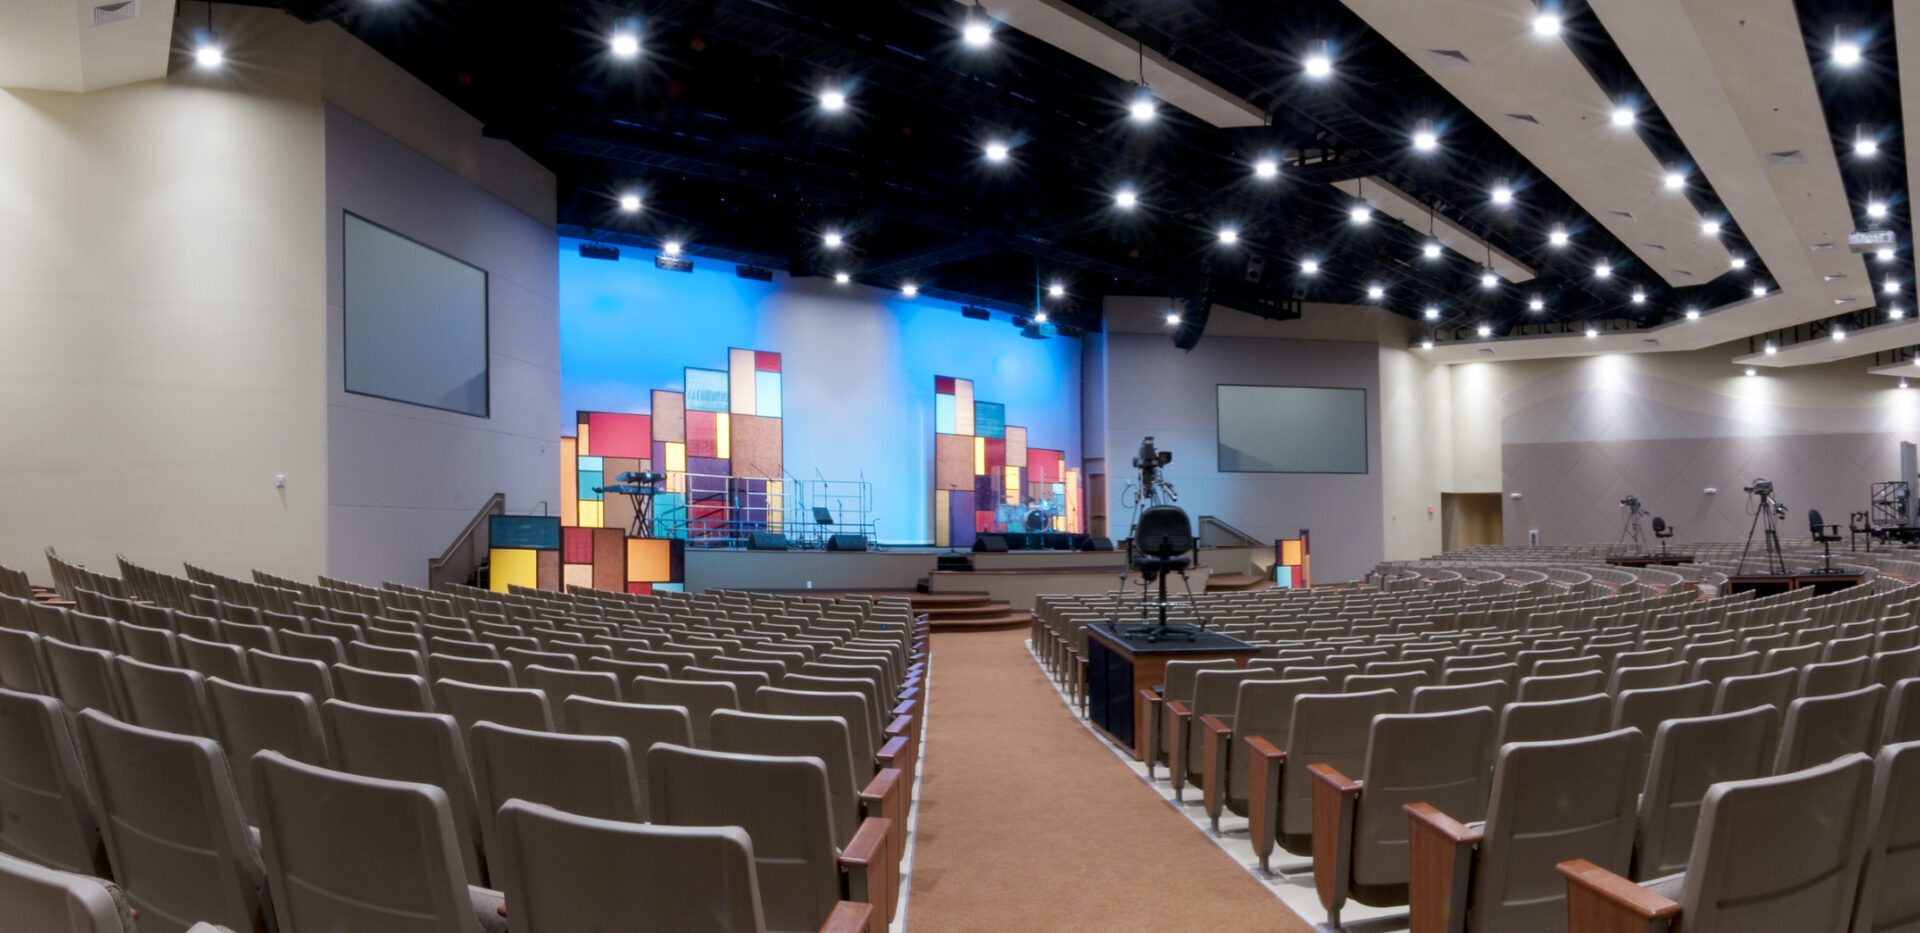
left=1166, top=701, right=1195, bottom=797
left=876, top=734, right=914, bottom=787
left=877, top=734, right=910, bottom=765
left=1199, top=715, right=1234, bottom=828
left=1406, top=802, right=1481, bottom=933
left=859, top=767, right=907, bottom=859
left=1309, top=764, right=1363, bottom=917
left=818, top=902, right=874, bottom=933
left=838, top=817, right=896, bottom=933
left=885, top=714, right=911, bottom=738
left=1557, top=859, right=1681, bottom=933
left=1139, top=688, right=1164, bottom=773
left=893, top=699, right=916, bottom=717
left=1246, top=736, right=1286, bottom=871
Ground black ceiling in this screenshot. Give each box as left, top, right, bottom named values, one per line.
left=234, top=0, right=1905, bottom=344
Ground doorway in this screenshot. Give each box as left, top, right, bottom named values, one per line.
left=1441, top=492, right=1504, bottom=552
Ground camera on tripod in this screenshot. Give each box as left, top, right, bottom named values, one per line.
left=1133, top=437, right=1172, bottom=473
left=1743, top=479, right=1774, bottom=497
left=1619, top=496, right=1641, bottom=511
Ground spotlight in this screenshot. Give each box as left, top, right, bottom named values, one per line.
left=1765, top=342, right=1778, bottom=354
left=834, top=272, right=851, bottom=285
left=1610, top=105, right=1635, bottom=127
left=1303, top=40, right=1333, bottom=78
left=1587, top=327, right=1600, bottom=338
left=1549, top=228, right=1569, bottom=247
left=961, top=4, right=993, bottom=47
left=1904, top=379, right=1911, bottom=389
left=1478, top=324, right=1492, bottom=337
left=819, top=89, right=848, bottom=112
left=618, top=193, right=641, bottom=213
left=1888, top=279, right=1903, bottom=294
left=1165, top=311, right=1181, bottom=325
left=1481, top=271, right=1499, bottom=288
left=1367, top=284, right=1384, bottom=299
left=1594, top=262, right=1612, bottom=278
left=1491, top=180, right=1513, bottom=206
left=1857, top=134, right=1879, bottom=156
left=1421, top=338, right=1435, bottom=349
left=1893, top=306, right=1907, bottom=319
left=902, top=283, right=919, bottom=297
left=1833, top=26, right=1863, bottom=67
left=1412, top=119, right=1439, bottom=151
left=1880, top=248, right=1896, bottom=262
left=1631, top=289, right=1646, bottom=304
left=1035, top=310, right=1048, bottom=322
left=1422, top=241, right=1442, bottom=260
left=1747, top=367, right=1758, bottom=377
left=1301, top=259, right=1320, bottom=275
left=1217, top=228, right=1239, bottom=244
left=1834, top=327, right=1847, bottom=340
left=1533, top=12, right=1561, bottom=36
left=193, top=40, right=223, bottom=69
left=1048, top=282, right=1065, bottom=298
left=1114, top=189, right=1139, bottom=209
left=822, top=231, right=843, bottom=248
left=1528, top=296, right=1545, bottom=311
left=609, top=31, right=641, bottom=59
left=1254, top=158, right=1279, bottom=179
left=1731, top=256, right=1747, bottom=269
left=984, top=141, right=1010, bottom=162
left=1869, top=201, right=1889, bottom=219
left=1752, top=284, right=1767, bottom=297
left=1702, top=220, right=1722, bottom=236
left=1424, top=305, right=1440, bottom=320
left=662, top=240, right=682, bottom=256
left=1350, top=204, right=1373, bottom=224
left=1686, top=308, right=1700, bottom=320
left=1663, top=168, right=1686, bottom=190
left=1128, top=87, right=1157, bottom=122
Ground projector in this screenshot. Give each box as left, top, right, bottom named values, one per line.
left=578, top=244, right=620, bottom=261
left=1850, top=228, right=1897, bottom=253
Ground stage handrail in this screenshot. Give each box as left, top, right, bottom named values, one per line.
left=428, top=492, right=505, bottom=591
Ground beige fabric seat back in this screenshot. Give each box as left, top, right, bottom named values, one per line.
left=1607, top=662, right=1688, bottom=697
left=469, top=722, right=641, bottom=882
left=1222, top=677, right=1330, bottom=810
left=1494, top=693, right=1610, bottom=747
left=205, top=677, right=330, bottom=824
left=1775, top=684, right=1885, bottom=775
left=754, top=687, right=876, bottom=773
left=561, top=697, right=694, bottom=819
left=710, top=709, right=862, bottom=845
left=1515, top=670, right=1606, bottom=702
left=320, top=700, right=485, bottom=888
left=1800, top=657, right=1871, bottom=698
left=347, top=641, right=427, bottom=677
left=1610, top=681, right=1712, bottom=793
left=646, top=744, right=841, bottom=933
left=0, top=688, right=108, bottom=876
left=41, top=638, right=126, bottom=718
left=1851, top=740, right=1920, bottom=933
left=1692, top=651, right=1761, bottom=683
left=1713, top=667, right=1797, bottom=716
left=114, top=656, right=213, bottom=737
left=780, top=674, right=883, bottom=741
left=250, top=751, right=481, bottom=933
left=1354, top=708, right=1497, bottom=890
left=1468, top=728, right=1641, bottom=933
left=1281, top=689, right=1395, bottom=847
left=74, top=710, right=270, bottom=933
left=494, top=800, right=766, bottom=933
left=0, top=850, right=135, bottom=933
left=435, top=680, right=554, bottom=741
left=1343, top=672, right=1429, bottom=713
left=1154, top=659, right=1237, bottom=757
left=245, top=649, right=333, bottom=701
left=333, top=664, right=433, bottom=713
left=1410, top=679, right=1510, bottom=715
left=177, top=634, right=249, bottom=685
left=523, top=665, right=621, bottom=704
left=1676, top=753, right=1874, bottom=933
left=428, top=655, right=515, bottom=688
left=629, top=677, right=739, bottom=747
left=113, top=622, right=181, bottom=668
left=1883, top=678, right=1920, bottom=748
left=1184, top=668, right=1279, bottom=773
left=684, top=667, right=773, bottom=709
left=1631, top=705, right=1778, bottom=881
left=0, top=626, right=53, bottom=694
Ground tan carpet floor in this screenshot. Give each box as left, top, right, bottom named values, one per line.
left=905, top=627, right=1315, bottom=932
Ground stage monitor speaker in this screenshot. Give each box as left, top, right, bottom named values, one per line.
left=826, top=534, right=868, bottom=552
left=937, top=553, right=974, bottom=571
left=748, top=533, right=790, bottom=551
left=972, top=535, right=1010, bottom=553
left=1082, top=536, right=1116, bottom=551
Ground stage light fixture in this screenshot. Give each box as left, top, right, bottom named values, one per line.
left=901, top=283, right=918, bottom=297
left=1350, top=204, right=1373, bottom=224
left=822, top=231, right=843, bottom=248
left=1035, top=310, right=1048, bottom=322
left=1869, top=201, right=1889, bottom=219
left=1856, top=127, right=1878, bottom=155
left=1424, top=305, right=1440, bottom=320
left=1747, top=367, right=1758, bottom=377
left=1731, top=256, right=1747, bottom=269
left=609, top=30, right=641, bottom=59
left=1549, top=228, right=1569, bottom=247
left=984, top=141, right=1010, bottom=162
left=961, top=2, right=992, bottom=47
left=1048, top=282, right=1065, bottom=298
left=1610, top=105, right=1635, bottom=128
left=819, top=89, right=848, bottom=112
left=617, top=193, right=641, bottom=213
left=834, top=272, right=851, bottom=285
left=1412, top=119, right=1439, bottom=151
left=1764, top=342, right=1777, bottom=354
left=1303, top=40, right=1333, bottom=78
left=1663, top=167, right=1686, bottom=190
left=1528, top=296, right=1545, bottom=311
left=1367, top=284, right=1384, bottom=299
left=1686, top=308, right=1700, bottom=320
left=1491, top=180, right=1513, bottom=206
left=1834, top=327, right=1847, bottom=340
left=1217, top=228, right=1239, bottom=244
left=1880, top=248, right=1897, bottom=262
left=1833, top=26, right=1863, bottom=66
left=1301, top=258, right=1320, bottom=274
left=1594, top=262, right=1612, bottom=278
left=1421, top=338, right=1434, bottom=349
left=1587, top=327, right=1599, bottom=338
left=1128, top=86, right=1157, bottom=122
left=1752, top=284, right=1767, bottom=297
left=1702, top=220, right=1722, bottom=236
left=1533, top=11, right=1561, bottom=36
left=1631, top=289, right=1646, bottom=304
left=1422, top=241, right=1442, bottom=260
left=1893, top=306, right=1907, bottom=319
left=1165, top=310, right=1181, bottom=325
left=1481, top=270, right=1499, bottom=288
left=1888, top=279, right=1903, bottom=294
left=1114, top=189, right=1139, bottom=209
left=194, top=41, right=224, bottom=68
left=1478, top=323, right=1492, bottom=337
left=1254, top=158, right=1279, bottom=179
left=661, top=241, right=682, bottom=256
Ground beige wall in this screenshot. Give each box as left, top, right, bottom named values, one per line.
left=1379, top=345, right=1450, bottom=559
left=0, top=7, right=328, bottom=580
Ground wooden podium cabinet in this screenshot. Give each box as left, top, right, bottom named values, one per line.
left=1082, top=623, right=1260, bottom=761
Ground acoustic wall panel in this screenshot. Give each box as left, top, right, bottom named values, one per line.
left=754, top=371, right=781, bottom=417
left=488, top=548, right=537, bottom=593
left=562, top=564, right=594, bottom=590
left=489, top=516, right=561, bottom=550
left=626, top=537, right=673, bottom=583
left=577, top=501, right=603, bottom=528
left=936, top=393, right=956, bottom=434
left=684, top=368, right=729, bottom=412
left=586, top=412, right=651, bottom=459
left=562, top=526, right=593, bottom=563
left=730, top=414, right=783, bottom=479
left=536, top=550, right=560, bottom=591
left=974, top=401, right=1005, bottom=439
left=559, top=436, right=578, bottom=526
left=651, top=391, right=685, bottom=442
left=591, top=528, right=626, bottom=591
left=936, top=434, right=973, bottom=490
left=729, top=348, right=758, bottom=415
left=686, top=411, right=718, bottom=459
left=953, top=379, right=975, bottom=435
left=1005, top=426, right=1027, bottom=468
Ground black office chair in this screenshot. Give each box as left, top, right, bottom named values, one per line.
left=1651, top=516, right=1674, bottom=555
left=1809, top=509, right=1842, bottom=571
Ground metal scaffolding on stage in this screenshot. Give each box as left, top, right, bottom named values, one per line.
left=649, top=469, right=878, bottom=549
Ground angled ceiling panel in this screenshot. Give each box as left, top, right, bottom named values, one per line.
left=1331, top=176, right=1535, bottom=282
left=0, top=0, right=177, bottom=92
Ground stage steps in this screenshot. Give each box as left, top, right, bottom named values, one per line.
left=900, top=589, right=1033, bottom=632
left=1205, top=573, right=1272, bottom=593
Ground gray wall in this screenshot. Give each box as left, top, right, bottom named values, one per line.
left=324, top=105, right=559, bottom=586
left=1100, top=333, right=1385, bottom=582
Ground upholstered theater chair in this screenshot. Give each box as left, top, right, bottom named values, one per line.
left=1611, top=681, right=1713, bottom=792
left=493, top=800, right=872, bottom=933
left=1141, top=658, right=1237, bottom=780
left=1248, top=688, right=1395, bottom=870
left=1494, top=693, right=1610, bottom=747
left=469, top=722, right=643, bottom=880
left=710, top=709, right=907, bottom=857
left=205, top=677, right=330, bottom=822
left=0, top=850, right=135, bottom=933
left=113, top=656, right=214, bottom=737
left=756, top=686, right=913, bottom=786
left=1629, top=706, right=1778, bottom=881
left=1774, top=685, right=1885, bottom=775
left=1851, top=740, right=1920, bottom=933
left=332, top=664, right=435, bottom=713
left=1559, top=753, right=1874, bottom=933
left=0, top=688, right=109, bottom=876
left=1167, top=668, right=1278, bottom=802
left=321, top=700, right=488, bottom=888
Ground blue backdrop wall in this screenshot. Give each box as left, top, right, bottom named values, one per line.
left=558, top=238, right=1083, bottom=544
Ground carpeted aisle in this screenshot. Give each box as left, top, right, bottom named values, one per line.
left=905, top=628, right=1314, bottom=932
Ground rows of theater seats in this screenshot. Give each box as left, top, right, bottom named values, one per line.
left=0, top=552, right=926, bottom=933
left=1033, top=559, right=1920, bottom=932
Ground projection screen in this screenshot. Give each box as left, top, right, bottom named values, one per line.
left=1216, top=384, right=1368, bottom=473
left=343, top=212, right=489, bottom=417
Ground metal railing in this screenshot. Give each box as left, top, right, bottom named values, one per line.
left=428, top=493, right=505, bottom=591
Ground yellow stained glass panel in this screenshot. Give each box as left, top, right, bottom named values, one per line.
left=578, top=500, right=603, bottom=528
left=489, top=548, right=538, bottom=593
left=665, top=442, right=687, bottom=473
left=716, top=413, right=731, bottom=459
left=974, top=436, right=986, bottom=476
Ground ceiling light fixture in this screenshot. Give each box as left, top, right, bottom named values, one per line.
left=902, top=283, right=918, bottom=297
left=1856, top=125, right=1879, bottom=156
left=1048, top=282, right=1065, bottom=298
left=834, top=272, right=851, bottom=285
left=1586, top=327, right=1600, bottom=338
left=984, top=141, right=1010, bottom=162
left=1765, top=342, right=1778, bottom=354
left=1702, top=220, right=1722, bottom=236
left=1253, top=158, right=1279, bottom=179
left=1301, top=258, right=1320, bottom=274
left=1492, top=179, right=1513, bottom=206
left=661, top=240, right=682, bottom=256
left=618, top=193, right=641, bottom=213
left=1128, top=42, right=1155, bottom=122
left=1425, top=305, right=1440, bottom=320
left=1412, top=118, right=1439, bottom=152
left=819, top=89, right=848, bottom=112
left=1887, top=279, right=1903, bottom=294
left=1422, top=241, right=1442, bottom=260
left=1549, top=228, right=1569, bottom=247
left=961, top=1, right=993, bottom=46
left=1834, top=327, right=1847, bottom=340
left=1730, top=256, right=1747, bottom=269
left=1686, top=308, right=1700, bottom=320
left=1367, top=284, right=1384, bottom=299
left=1035, top=310, right=1048, bottom=322
left=1166, top=310, right=1181, bottom=325
left=822, top=231, right=843, bottom=248
left=1833, top=25, right=1863, bottom=67
left=1529, top=296, right=1545, bottom=312
left=1303, top=39, right=1333, bottom=78
left=1631, top=289, right=1646, bottom=304
left=1114, top=189, right=1139, bottom=209
left=1747, top=367, right=1758, bottom=377
left=1421, top=338, right=1435, bottom=349
left=1753, top=283, right=1768, bottom=297
left=1217, top=228, right=1239, bottom=244
left=1350, top=204, right=1372, bottom=224
left=1892, top=306, right=1907, bottom=319
left=1663, top=166, right=1686, bottom=190
left=1594, top=261, right=1612, bottom=278
left=1481, top=270, right=1499, bottom=288
left=1869, top=200, right=1889, bottom=219
left=1478, top=324, right=1492, bottom=337
left=609, top=27, right=641, bottom=59
left=193, top=2, right=222, bottom=68
left=1610, top=104, right=1635, bottom=128
left=1533, top=10, right=1561, bottom=37
left=1880, top=248, right=1897, bottom=262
